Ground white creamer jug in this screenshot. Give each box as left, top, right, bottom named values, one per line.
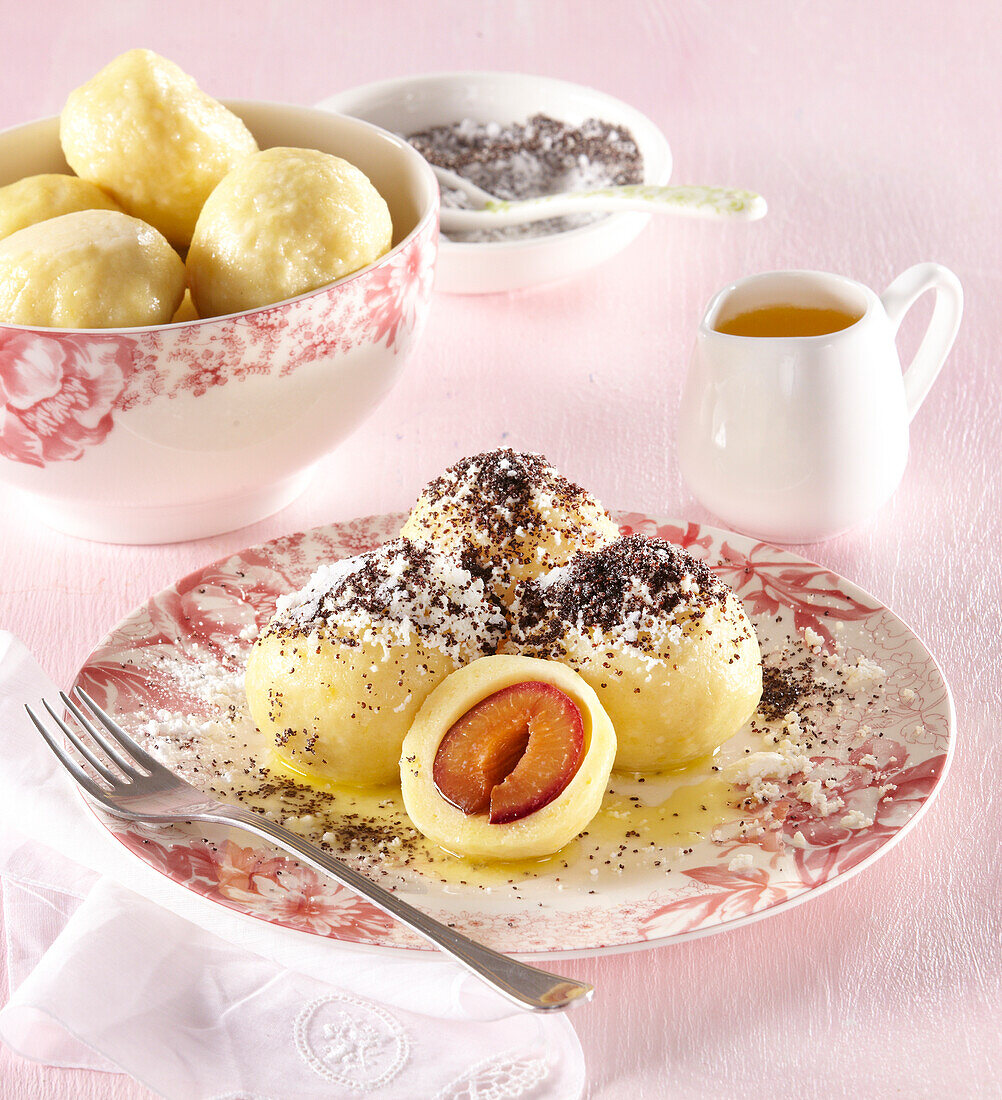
left=677, top=264, right=963, bottom=543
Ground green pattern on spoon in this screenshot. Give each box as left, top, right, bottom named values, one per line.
left=434, top=172, right=768, bottom=233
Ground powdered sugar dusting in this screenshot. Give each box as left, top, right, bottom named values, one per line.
left=405, top=448, right=619, bottom=585
left=512, top=535, right=732, bottom=660
left=264, top=537, right=508, bottom=664
left=720, top=626, right=895, bottom=844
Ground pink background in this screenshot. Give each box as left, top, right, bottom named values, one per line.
left=1, top=2, right=999, bottom=1097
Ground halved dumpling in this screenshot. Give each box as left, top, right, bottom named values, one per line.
left=400, top=654, right=616, bottom=860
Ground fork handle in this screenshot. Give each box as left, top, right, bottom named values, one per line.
left=208, top=806, right=593, bottom=1012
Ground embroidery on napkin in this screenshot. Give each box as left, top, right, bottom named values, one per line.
left=435, top=1051, right=549, bottom=1100
left=293, top=991, right=409, bottom=1090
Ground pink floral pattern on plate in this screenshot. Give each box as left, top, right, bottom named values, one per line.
left=118, top=832, right=397, bottom=940
left=73, top=512, right=953, bottom=956
left=0, top=221, right=436, bottom=467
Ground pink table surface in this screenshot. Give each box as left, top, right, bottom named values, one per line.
left=1, top=2, right=1000, bottom=1097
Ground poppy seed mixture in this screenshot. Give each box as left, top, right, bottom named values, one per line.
left=406, top=113, right=644, bottom=241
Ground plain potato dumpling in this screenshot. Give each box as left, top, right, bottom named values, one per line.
left=0, top=209, right=185, bottom=328
left=171, top=290, right=199, bottom=324
left=0, top=174, right=122, bottom=241
left=187, top=146, right=392, bottom=318
left=245, top=538, right=507, bottom=788
left=60, top=49, right=258, bottom=248
left=509, top=535, right=763, bottom=772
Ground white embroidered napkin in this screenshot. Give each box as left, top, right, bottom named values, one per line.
left=0, top=634, right=586, bottom=1099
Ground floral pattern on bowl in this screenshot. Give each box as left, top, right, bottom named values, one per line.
left=73, top=512, right=953, bottom=957
left=0, top=331, right=132, bottom=467
left=0, top=101, right=439, bottom=542
left=0, top=226, right=436, bottom=469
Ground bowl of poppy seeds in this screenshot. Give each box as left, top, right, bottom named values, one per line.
left=319, top=71, right=672, bottom=293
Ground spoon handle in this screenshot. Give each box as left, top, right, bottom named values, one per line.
left=439, top=184, right=767, bottom=231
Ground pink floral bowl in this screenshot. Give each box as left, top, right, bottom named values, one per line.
left=0, top=102, right=438, bottom=543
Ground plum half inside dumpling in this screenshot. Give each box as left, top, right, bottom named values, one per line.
left=400, top=654, right=616, bottom=860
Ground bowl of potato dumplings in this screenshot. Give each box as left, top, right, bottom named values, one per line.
left=0, top=51, right=438, bottom=544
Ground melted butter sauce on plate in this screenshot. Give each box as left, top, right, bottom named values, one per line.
left=232, top=744, right=750, bottom=893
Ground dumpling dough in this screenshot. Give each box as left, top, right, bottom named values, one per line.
left=400, top=655, right=616, bottom=861
left=0, top=210, right=185, bottom=328
left=0, top=174, right=122, bottom=241
left=401, top=449, right=621, bottom=596
left=60, top=49, right=258, bottom=248
left=244, top=538, right=507, bottom=788
left=509, top=535, right=763, bottom=772
left=187, top=147, right=393, bottom=317
left=171, top=290, right=199, bottom=324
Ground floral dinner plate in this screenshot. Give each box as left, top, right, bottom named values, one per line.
left=73, top=512, right=953, bottom=958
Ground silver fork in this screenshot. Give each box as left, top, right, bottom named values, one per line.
left=26, top=689, right=593, bottom=1013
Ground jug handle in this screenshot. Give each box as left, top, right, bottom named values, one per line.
left=880, top=263, right=963, bottom=421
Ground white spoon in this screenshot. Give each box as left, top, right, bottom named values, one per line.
left=430, top=164, right=767, bottom=232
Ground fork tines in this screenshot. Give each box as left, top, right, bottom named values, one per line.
left=25, top=688, right=154, bottom=798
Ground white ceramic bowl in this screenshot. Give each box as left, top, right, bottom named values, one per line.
left=0, top=102, right=438, bottom=544
left=319, top=72, right=671, bottom=294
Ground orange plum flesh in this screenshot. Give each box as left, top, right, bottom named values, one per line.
left=432, top=681, right=585, bottom=824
